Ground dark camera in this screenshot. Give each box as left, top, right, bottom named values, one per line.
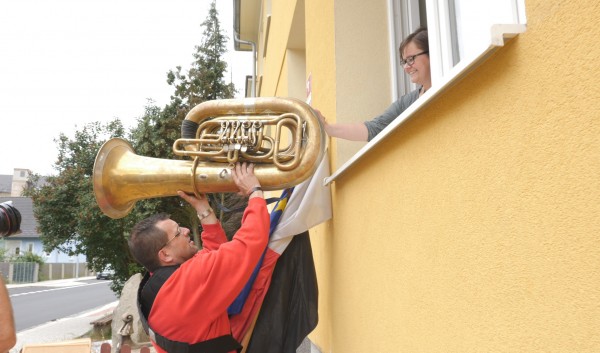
left=0, top=201, right=22, bottom=237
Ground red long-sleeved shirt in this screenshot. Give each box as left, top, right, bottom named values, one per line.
left=148, top=197, right=269, bottom=353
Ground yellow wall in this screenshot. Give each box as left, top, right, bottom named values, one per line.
left=305, top=1, right=336, bottom=351
left=257, top=0, right=600, bottom=352
left=331, top=0, right=392, bottom=166
left=257, top=0, right=297, bottom=97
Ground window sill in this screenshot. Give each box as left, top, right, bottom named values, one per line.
left=323, top=24, right=526, bottom=186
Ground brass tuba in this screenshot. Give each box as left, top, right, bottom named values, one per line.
left=93, top=97, right=325, bottom=219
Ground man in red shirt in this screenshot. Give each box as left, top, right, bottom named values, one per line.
left=129, top=162, right=273, bottom=353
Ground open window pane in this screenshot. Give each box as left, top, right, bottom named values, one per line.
left=453, top=0, right=521, bottom=59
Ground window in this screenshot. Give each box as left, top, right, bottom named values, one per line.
left=389, top=0, right=525, bottom=92
left=27, top=243, right=34, bottom=253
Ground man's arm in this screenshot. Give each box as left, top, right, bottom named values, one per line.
left=177, top=191, right=225, bottom=251
left=152, top=164, right=269, bottom=334
left=193, top=163, right=269, bottom=308
left=0, top=277, right=16, bottom=353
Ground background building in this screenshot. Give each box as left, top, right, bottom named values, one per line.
left=235, top=0, right=599, bottom=352
left=0, top=170, right=86, bottom=264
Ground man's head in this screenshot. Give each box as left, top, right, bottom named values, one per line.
left=129, top=213, right=198, bottom=272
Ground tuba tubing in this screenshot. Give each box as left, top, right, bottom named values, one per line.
left=93, top=97, right=325, bottom=219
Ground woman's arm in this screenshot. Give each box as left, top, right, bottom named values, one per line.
left=324, top=122, right=368, bottom=141
left=314, top=109, right=368, bottom=141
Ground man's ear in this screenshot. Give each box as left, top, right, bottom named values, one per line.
left=157, top=248, right=173, bottom=265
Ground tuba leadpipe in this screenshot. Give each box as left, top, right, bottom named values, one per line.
left=93, top=97, right=325, bottom=219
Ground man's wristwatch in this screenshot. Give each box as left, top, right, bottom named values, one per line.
left=197, top=208, right=213, bottom=221
left=248, top=186, right=263, bottom=197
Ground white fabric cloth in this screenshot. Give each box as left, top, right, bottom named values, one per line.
left=268, top=150, right=332, bottom=254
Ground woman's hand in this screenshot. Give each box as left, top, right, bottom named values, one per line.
left=314, top=108, right=332, bottom=136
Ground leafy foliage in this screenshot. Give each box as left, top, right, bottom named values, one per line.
left=24, top=120, right=136, bottom=293
left=0, top=247, right=8, bottom=262
left=12, top=251, right=45, bottom=266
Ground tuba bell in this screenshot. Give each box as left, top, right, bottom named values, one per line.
left=93, top=97, right=325, bottom=219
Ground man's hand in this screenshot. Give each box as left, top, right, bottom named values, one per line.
left=231, top=162, right=261, bottom=197
left=177, top=191, right=210, bottom=214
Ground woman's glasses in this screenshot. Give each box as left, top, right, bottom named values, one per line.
left=400, top=51, right=428, bottom=66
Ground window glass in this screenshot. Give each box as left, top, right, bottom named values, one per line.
left=453, top=0, right=520, bottom=59
left=425, top=0, right=525, bottom=80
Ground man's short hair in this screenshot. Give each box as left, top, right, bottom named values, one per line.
left=128, top=213, right=170, bottom=272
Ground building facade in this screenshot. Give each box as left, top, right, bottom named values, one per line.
left=235, top=0, right=599, bottom=352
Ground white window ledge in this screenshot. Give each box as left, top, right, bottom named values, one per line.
left=324, top=23, right=526, bottom=186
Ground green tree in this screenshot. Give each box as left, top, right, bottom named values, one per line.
left=24, top=120, right=135, bottom=293
left=167, top=1, right=236, bottom=108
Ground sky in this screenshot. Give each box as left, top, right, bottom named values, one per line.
left=0, top=0, right=252, bottom=176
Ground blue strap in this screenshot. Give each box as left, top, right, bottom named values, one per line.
left=227, top=188, right=294, bottom=315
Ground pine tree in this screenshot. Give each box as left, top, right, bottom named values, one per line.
left=167, top=1, right=236, bottom=110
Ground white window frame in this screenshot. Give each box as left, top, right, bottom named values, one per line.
left=325, top=0, right=526, bottom=185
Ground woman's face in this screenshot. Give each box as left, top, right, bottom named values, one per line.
left=402, top=41, right=430, bottom=86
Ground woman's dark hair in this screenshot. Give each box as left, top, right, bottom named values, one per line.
left=399, top=27, right=429, bottom=59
